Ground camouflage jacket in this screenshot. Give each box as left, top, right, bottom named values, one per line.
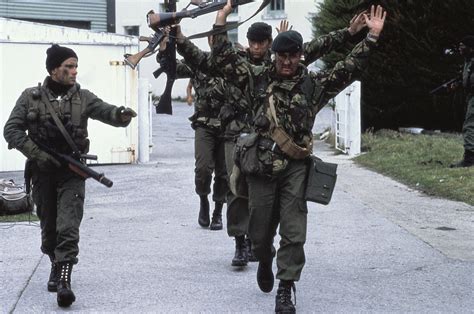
left=176, top=59, right=226, bottom=124
left=178, top=28, right=353, bottom=139
left=210, top=26, right=376, bottom=155
left=463, top=57, right=474, bottom=93
left=4, top=77, right=131, bottom=156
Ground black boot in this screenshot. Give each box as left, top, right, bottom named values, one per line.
left=198, top=195, right=210, bottom=227
left=210, top=202, right=223, bottom=230
left=231, top=235, right=248, bottom=266
left=257, top=260, right=274, bottom=292
left=57, top=262, right=76, bottom=307
left=275, top=280, right=296, bottom=314
left=47, top=255, right=58, bottom=292
left=450, top=150, right=474, bottom=168
left=246, top=237, right=258, bottom=262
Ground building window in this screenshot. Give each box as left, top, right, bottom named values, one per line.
left=270, top=0, right=285, bottom=11
left=263, top=0, right=287, bottom=19
left=124, top=25, right=139, bottom=36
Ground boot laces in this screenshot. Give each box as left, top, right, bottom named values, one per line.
left=278, top=283, right=296, bottom=307
left=60, top=263, right=71, bottom=282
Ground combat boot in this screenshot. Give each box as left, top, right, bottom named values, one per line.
left=57, top=262, right=75, bottom=307
left=47, top=255, right=58, bottom=292
left=198, top=195, right=210, bottom=227
left=449, top=150, right=474, bottom=168
left=275, top=280, right=296, bottom=314
left=231, top=235, right=248, bottom=266
left=257, top=260, right=274, bottom=292
left=246, top=237, right=258, bottom=262
left=210, top=202, right=223, bottom=230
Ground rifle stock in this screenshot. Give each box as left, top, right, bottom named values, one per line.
left=430, top=77, right=462, bottom=95
left=123, top=32, right=164, bottom=69
left=34, top=140, right=113, bottom=188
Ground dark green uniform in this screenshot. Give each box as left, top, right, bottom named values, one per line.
left=208, top=28, right=376, bottom=281
left=178, top=28, right=353, bottom=238
left=176, top=61, right=228, bottom=203
left=3, top=77, right=131, bottom=264
left=462, top=57, right=474, bottom=152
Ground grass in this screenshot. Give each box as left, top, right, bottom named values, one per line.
left=0, top=211, right=38, bottom=223
left=354, top=129, right=473, bottom=206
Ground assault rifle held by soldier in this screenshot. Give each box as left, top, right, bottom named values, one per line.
left=430, top=76, right=462, bottom=95
left=123, top=0, right=253, bottom=69
left=33, top=140, right=114, bottom=188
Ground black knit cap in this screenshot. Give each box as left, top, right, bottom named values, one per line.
left=46, top=44, right=78, bottom=74
left=247, top=22, right=272, bottom=41
left=460, top=35, right=474, bottom=48
left=272, top=30, right=303, bottom=53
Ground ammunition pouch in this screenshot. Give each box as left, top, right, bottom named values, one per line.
left=234, top=132, right=265, bottom=176
left=218, top=104, right=235, bottom=127
left=305, top=155, right=338, bottom=205
left=189, top=112, right=221, bottom=129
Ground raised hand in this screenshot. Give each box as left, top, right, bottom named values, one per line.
left=348, top=11, right=367, bottom=35
left=216, top=0, right=233, bottom=25
left=276, top=20, right=292, bottom=33
left=363, top=5, right=387, bottom=37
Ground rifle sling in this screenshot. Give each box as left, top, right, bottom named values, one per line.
left=41, top=91, right=81, bottom=155
left=267, top=90, right=311, bottom=160
left=187, top=0, right=271, bottom=40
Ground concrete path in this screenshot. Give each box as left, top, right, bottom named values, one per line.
left=1, top=103, right=473, bottom=313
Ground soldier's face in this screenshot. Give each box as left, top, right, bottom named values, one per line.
left=51, top=57, right=78, bottom=85
left=248, top=39, right=271, bottom=61
left=275, top=51, right=302, bottom=77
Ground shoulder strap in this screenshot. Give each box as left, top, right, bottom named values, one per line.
left=40, top=90, right=80, bottom=155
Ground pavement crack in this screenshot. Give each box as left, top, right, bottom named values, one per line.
left=9, top=254, right=44, bottom=314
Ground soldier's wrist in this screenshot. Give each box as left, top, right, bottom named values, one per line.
left=366, top=32, right=379, bottom=43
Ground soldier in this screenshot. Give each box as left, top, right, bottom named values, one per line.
left=450, top=35, right=474, bottom=167
left=204, top=2, right=386, bottom=313
left=3, top=44, right=137, bottom=307
left=176, top=11, right=369, bottom=269
left=174, top=36, right=229, bottom=230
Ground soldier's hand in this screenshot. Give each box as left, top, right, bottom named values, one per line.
left=276, top=20, right=292, bottom=33
left=348, top=11, right=367, bottom=35
left=363, top=5, right=387, bottom=37
left=216, top=0, right=233, bottom=25
left=120, top=107, right=137, bottom=123
left=36, top=151, right=61, bottom=171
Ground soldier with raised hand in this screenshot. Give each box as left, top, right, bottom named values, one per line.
left=174, top=35, right=229, bottom=230
left=3, top=44, right=136, bottom=308
left=207, top=1, right=386, bottom=313
left=450, top=35, right=474, bottom=168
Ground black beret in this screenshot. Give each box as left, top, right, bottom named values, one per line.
left=46, top=44, right=78, bottom=74
left=460, top=35, right=474, bottom=48
left=247, top=22, right=272, bottom=41
left=272, top=30, right=303, bottom=53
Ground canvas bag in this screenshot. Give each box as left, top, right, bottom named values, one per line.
left=0, top=179, right=33, bottom=215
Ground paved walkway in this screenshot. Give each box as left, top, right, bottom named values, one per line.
left=1, top=103, right=473, bottom=313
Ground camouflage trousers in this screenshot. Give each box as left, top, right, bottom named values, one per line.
left=32, top=167, right=85, bottom=264
left=247, top=159, right=308, bottom=281
left=225, top=140, right=250, bottom=237
left=463, top=95, right=474, bottom=152
left=194, top=126, right=228, bottom=203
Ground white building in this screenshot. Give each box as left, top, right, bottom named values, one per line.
left=115, top=0, right=321, bottom=98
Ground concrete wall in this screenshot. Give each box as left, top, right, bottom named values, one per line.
left=0, top=18, right=140, bottom=172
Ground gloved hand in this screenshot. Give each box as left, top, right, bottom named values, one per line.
left=20, top=139, right=61, bottom=171
left=119, top=107, right=137, bottom=123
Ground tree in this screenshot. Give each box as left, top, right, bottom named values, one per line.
left=312, top=0, right=474, bottom=131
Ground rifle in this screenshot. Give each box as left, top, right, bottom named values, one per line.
left=430, top=76, right=462, bottom=95
left=154, top=0, right=177, bottom=115
left=34, top=140, right=114, bottom=188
